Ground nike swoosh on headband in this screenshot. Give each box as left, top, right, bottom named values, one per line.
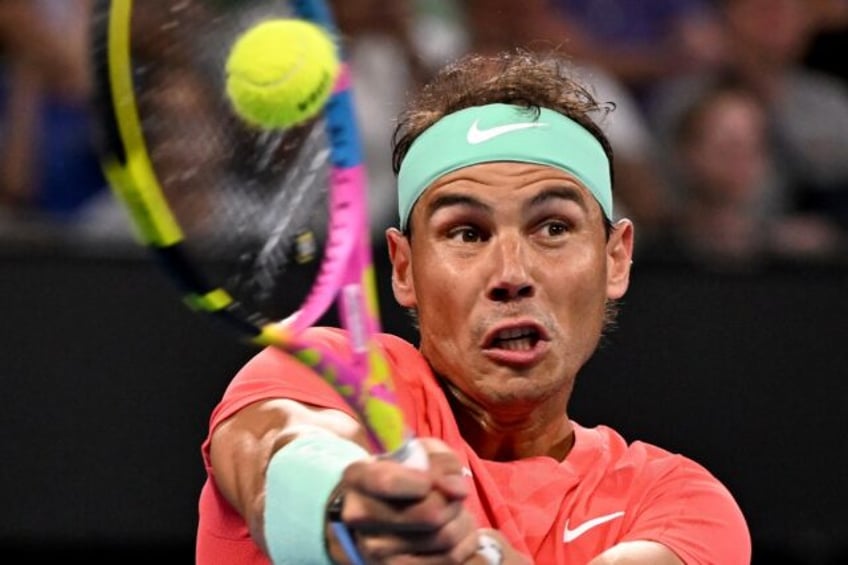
left=466, top=119, right=549, bottom=144
left=563, top=511, right=625, bottom=543
left=397, top=103, right=613, bottom=230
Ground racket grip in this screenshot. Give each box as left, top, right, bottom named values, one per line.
left=389, top=437, right=429, bottom=471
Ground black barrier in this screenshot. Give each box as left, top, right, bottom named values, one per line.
left=1, top=240, right=847, bottom=563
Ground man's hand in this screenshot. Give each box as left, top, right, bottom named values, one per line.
left=326, top=438, right=530, bottom=564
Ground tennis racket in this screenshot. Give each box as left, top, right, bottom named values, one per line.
left=89, top=0, right=424, bottom=466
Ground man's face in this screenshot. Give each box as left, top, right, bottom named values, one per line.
left=387, top=162, right=633, bottom=415
left=683, top=91, right=769, bottom=205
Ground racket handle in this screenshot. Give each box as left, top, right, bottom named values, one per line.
left=389, top=437, right=429, bottom=471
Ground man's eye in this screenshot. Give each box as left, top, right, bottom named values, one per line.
left=449, top=227, right=482, bottom=242
left=542, top=220, right=570, bottom=237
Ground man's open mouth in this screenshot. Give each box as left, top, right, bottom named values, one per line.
left=488, top=327, right=542, bottom=351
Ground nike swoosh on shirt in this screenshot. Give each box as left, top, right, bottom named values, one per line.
left=563, top=511, right=625, bottom=543
left=466, top=119, right=549, bottom=144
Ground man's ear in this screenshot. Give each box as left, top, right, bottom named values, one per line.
left=606, top=219, right=634, bottom=300
left=386, top=228, right=416, bottom=308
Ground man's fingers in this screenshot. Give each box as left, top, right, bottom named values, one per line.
left=354, top=509, right=477, bottom=562
left=343, top=443, right=469, bottom=502
left=344, top=457, right=433, bottom=500
left=331, top=438, right=485, bottom=563
left=344, top=487, right=466, bottom=533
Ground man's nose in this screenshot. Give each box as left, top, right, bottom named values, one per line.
left=486, top=235, right=535, bottom=302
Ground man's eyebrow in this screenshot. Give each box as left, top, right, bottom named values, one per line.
left=425, top=193, right=492, bottom=220
left=526, top=185, right=589, bottom=213
left=424, top=185, right=590, bottom=221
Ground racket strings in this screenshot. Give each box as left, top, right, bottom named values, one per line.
left=127, top=0, right=335, bottom=323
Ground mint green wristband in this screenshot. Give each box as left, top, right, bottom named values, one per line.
left=264, top=434, right=368, bottom=564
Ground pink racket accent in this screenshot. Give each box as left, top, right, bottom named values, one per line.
left=285, top=166, right=364, bottom=333
left=333, top=64, right=352, bottom=93
left=260, top=59, right=414, bottom=453
left=285, top=63, right=362, bottom=333
left=278, top=168, right=404, bottom=453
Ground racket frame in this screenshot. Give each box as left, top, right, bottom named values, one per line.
left=91, top=0, right=413, bottom=454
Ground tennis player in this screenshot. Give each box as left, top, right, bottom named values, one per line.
left=196, top=50, right=751, bottom=564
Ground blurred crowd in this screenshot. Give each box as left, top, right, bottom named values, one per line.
left=2, top=0, right=848, bottom=270
left=0, top=0, right=104, bottom=235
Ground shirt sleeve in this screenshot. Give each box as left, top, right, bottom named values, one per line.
left=200, top=328, right=359, bottom=468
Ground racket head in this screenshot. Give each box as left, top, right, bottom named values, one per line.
left=89, top=0, right=411, bottom=453
left=91, top=0, right=336, bottom=331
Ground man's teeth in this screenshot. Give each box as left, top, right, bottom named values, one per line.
left=494, top=328, right=536, bottom=350
left=499, top=337, right=534, bottom=350
left=497, top=328, right=533, bottom=340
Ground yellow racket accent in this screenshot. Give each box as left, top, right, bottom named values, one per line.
left=362, top=264, right=380, bottom=318
left=363, top=346, right=406, bottom=450
left=184, top=288, right=235, bottom=312
left=364, top=397, right=407, bottom=452
left=252, top=323, right=289, bottom=348
left=102, top=0, right=183, bottom=247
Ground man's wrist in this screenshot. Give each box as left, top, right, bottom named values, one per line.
left=263, top=434, right=367, bottom=564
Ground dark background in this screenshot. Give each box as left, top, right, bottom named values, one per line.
left=1, top=238, right=847, bottom=563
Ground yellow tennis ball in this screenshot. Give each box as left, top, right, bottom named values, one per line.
left=225, top=19, right=340, bottom=129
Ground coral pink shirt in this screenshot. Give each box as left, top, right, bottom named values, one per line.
left=197, top=328, right=750, bottom=564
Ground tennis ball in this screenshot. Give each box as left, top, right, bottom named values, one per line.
left=225, top=19, right=340, bottom=129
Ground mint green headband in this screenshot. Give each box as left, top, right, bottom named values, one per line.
left=396, top=103, right=612, bottom=230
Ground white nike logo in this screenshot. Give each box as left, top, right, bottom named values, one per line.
left=563, top=511, right=625, bottom=543
left=466, top=119, right=548, bottom=144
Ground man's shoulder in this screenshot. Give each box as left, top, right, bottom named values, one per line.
left=375, top=331, right=421, bottom=357
left=572, top=423, right=748, bottom=532
left=573, top=422, right=720, bottom=485
left=577, top=424, right=750, bottom=564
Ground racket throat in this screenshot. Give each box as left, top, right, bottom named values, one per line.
left=341, top=283, right=368, bottom=353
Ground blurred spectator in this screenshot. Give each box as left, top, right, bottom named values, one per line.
left=462, top=0, right=565, bottom=54
left=651, top=0, right=848, bottom=249
left=409, top=0, right=468, bottom=69
left=0, top=0, right=106, bottom=226
left=461, top=0, right=675, bottom=243
left=547, top=0, right=727, bottom=108
left=655, top=77, right=842, bottom=271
